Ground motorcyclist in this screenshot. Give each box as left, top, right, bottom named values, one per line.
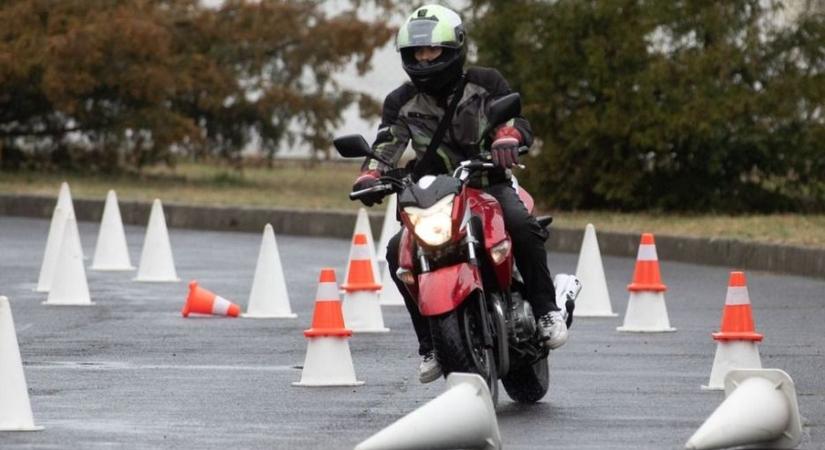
left=352, top=4, right=568, bottom=383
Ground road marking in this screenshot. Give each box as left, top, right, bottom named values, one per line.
left=26, top=361, right=297, bottom=371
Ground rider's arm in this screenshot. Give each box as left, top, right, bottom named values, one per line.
left=474, top=67, right=534, bottom=149
left=361, top=84, right=414, bottom=174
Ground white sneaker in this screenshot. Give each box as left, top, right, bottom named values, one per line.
left=418, top=351, right=442, bottom=383
left=538, top=311, right=568, bottom=349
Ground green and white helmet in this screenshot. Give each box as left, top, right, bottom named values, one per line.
left=396, top=5, right=467, bottom=95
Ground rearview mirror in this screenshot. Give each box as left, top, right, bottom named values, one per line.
left=333, top=134, right=373, bottom=158
left=333, top=134, right=393, bottom=166
left=486, top=93, right=522, bottom=130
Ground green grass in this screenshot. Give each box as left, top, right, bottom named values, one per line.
left=2, top=161, right=823, bottom=247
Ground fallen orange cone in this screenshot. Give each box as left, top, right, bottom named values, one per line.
left=702, top=271, right=763, bottom=390
left=181, top=281, right=240, bottom=318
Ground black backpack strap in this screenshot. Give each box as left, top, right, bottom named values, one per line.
left=412, top=76, right=467, bottom=181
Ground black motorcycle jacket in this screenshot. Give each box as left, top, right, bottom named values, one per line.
left=362, top=66, right=534, bottom=186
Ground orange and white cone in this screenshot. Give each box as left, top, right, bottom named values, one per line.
left=702, top=272, right=763, bottom=390
left=342, top=234, right=389, bottom=333
left=617, top=233, right=675, bottom=332
left=347, top=208, right=380, bottom=289
left=293, top=268, right=364, bottom=387
left=181, top=281, right=240, bottom=318
left=0, top=296, right=44, bottom=431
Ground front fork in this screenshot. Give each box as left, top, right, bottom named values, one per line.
left=466, top=221, right=510, bottom=378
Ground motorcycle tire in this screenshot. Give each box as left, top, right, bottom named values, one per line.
left=501, top=356, right=549, bottom=403
left=429, top=298, right=499, bottom=405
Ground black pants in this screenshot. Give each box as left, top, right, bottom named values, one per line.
left=386, top=182, right=558, bottom=356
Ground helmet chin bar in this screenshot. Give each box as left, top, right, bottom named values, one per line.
left=403, top=47, right=466, bottom=96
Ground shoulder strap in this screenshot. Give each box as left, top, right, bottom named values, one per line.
left=412, top=76, right=467, bottom=181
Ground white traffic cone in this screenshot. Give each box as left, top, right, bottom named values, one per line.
left=45, top=215, right=93, bottom=306
left=346, top=208, right=380, bottom=287
left=574, top=224, right=616, bottom=317
left=56, top=181, right=84, bottom=259
left=243, top=224, right=296, bottom=318
left=35, top=206, right=68, bottom=292
left=135, top=199, right=179, bottom=282
left=376, top=194, right=401, bottom=264
left=617, top=233, right=675, bottom=332
left=91, top=190, right=134, bottom=271
left=342, top=234, right=389, bottom=333
left=293, top=269, right=364, bottom=387
left=379, top=264, right=405, bottom=306
left=702, top=272, right=763, bottom=390
left=686, top=369, right=802, bottom=450
left=56, top=181, right=77, bottom=222
left=0, top=296, right=44, bottom=431
left=355, top=373, right=501, bottom=450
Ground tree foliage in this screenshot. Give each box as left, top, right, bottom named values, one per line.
left=472, top=0, right=825, bottom=212
left=0, top=0, right=394, bottom=170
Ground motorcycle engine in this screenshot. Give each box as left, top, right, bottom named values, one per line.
left=509, top=292, right=536, bottom=343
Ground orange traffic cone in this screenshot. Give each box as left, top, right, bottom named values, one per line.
left=342, top=233, right=389, bottom=333
left=702, top=271, right=763, bottom=390
left=294, top=268, right=363, bottom=387
left=181, top=281, right=241, bottom=318
left=617, top=233, right=675, bottom=332
left=627, top=233, right=667, bottom=292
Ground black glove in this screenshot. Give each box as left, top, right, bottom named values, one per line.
left=351, top=170, right=384, bottom=206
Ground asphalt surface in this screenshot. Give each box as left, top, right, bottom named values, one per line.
left=1, top=215, right=823, bottom=449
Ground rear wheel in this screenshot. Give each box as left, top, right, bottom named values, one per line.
left=429, top=295, right=499, bottom=405
left=502, top=356, right=549, bottom=403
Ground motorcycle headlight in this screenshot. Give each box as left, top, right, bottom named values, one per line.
left=404, top=194, right=455, bottom=247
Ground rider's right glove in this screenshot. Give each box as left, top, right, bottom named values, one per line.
left=490, top=125, right=523, bottom=169
left=351, top=170, right=384, bottom=207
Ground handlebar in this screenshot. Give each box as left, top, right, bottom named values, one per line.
left=349, top=183, right=394, bottom=201
left=349, top=146, right=530, bottom=201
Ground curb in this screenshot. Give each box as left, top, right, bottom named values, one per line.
left=2, top=194, right=823, bottom=279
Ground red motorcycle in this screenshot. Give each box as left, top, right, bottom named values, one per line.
left=335, top=93, right=575, bottom=404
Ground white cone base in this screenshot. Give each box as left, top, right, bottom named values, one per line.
left=133, top=277, right=180, bottom=283
left=0, top=425, right=44, bottom=431
left=686, top=369, right=802, bottom=450
left=242, top=312, right=297, bottom=319
left=343, top=290, right=390, bottom=333
left=91, top=265, right=135, bottom=271
left=42, top=301, right=96, bottom=306
left=701, top=341, right=762, bottom=391
left=293, top=337, right=364, bottom=387
left=355, top=373, right=500, bottom=450
left=617, top=291, right=676, bottom=332
left=379, top=265, right=405, bottom=306
left=577, top=311, right=619, bottom=318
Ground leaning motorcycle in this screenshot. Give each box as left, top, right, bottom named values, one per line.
left=334, top=93, right=578, bottom=405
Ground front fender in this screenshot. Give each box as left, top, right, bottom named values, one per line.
left=418, top=263, right=482, bottom=316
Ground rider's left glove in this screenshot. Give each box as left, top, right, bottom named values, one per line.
left=351, top=170, right=384, bottom=207
left=491, top=126, right=522, bottom=169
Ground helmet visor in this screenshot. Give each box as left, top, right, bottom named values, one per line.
left=397, top=18, right=462, bottom=50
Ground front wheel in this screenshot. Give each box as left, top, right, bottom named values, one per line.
left=501, top=357, right=549, bottom=403
left=429, top=295, right=499, bottom=405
